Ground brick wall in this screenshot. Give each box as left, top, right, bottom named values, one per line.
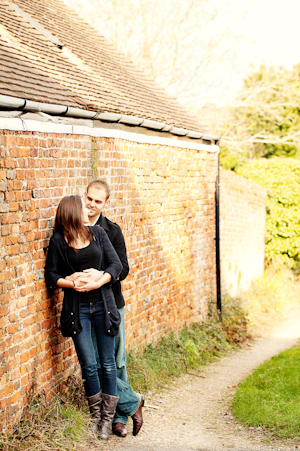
left=219, top=168, right=267, bottom=297
left=0, top=128, right=218, bottom=428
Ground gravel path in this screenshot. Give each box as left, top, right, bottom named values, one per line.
left=89, top=310, right=300, bottom=451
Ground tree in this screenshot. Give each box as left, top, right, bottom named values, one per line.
left=219, top=64, right=300, bottom=168
left=62, top=0, right=243, bottom=110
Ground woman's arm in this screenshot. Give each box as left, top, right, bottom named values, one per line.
left=45, top=237, right=65, bottom=289
left=57, top=278, right=76, bottom=289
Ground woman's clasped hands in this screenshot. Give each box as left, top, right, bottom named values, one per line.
left=66, top=268, right=104, bottom=292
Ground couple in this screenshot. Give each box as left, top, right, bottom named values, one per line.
left=45, top=180, right=144, bottom=440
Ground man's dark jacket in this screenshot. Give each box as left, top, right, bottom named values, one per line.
left=45, top=225, right=122, bottom=337
left=96, top=214, right=129, bottom=309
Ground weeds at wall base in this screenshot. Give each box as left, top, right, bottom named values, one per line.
left=0, top=392, right=89, bottom=451
left=0, top=296, right=250, bottom=450
left=127, top=296, right=250, bottom=393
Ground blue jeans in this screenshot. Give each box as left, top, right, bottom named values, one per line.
left=72, top=301, right=116, bottom=397
left=115, top=306, right=130, bottom=384
left=92, top=307, right=140, bottom=424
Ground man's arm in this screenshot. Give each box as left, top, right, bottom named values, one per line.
left=111, top=225, right=129, bottom=281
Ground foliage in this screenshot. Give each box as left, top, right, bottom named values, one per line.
left=236, top=158, right=300, bottom=271
left=219, top=64, right=300, bottom=165
left=127, top=297, right=250, bottom=393
left=232, top=344, right=300, bottom=439
left=219, top=147, right=248, bottom=171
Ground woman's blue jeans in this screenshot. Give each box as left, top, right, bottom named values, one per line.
left=91, top=307, right=140, bottom=424
left=72, top=301, right=116, bottom=397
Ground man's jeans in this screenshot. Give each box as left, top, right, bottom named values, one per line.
left=92, top=306, right=140, bottom=424
left=72, top=301, right=116, bottom=397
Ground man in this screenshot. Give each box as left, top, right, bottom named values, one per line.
left=84, top=179, right=144, bottom=438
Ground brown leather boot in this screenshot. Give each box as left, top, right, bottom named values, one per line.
left=112, top=422, right=127, bottom=437
left=99, top=393, right=119, bottom=440
left=132, top=394, right=144, bottom=436
left=87, top=391, right=102, bottom=434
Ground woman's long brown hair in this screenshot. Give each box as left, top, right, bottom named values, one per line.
left=54, top=195, right=92, bottom=247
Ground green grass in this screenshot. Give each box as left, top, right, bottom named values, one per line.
left=60, top=404, right=86, bottom=442
left=232, top=344, right=300, bottom=439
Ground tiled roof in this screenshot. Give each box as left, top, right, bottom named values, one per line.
left=0, top=0, right=208, bottom=133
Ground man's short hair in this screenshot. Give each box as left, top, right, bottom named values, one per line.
left=87, top=179, right=111, bottom=200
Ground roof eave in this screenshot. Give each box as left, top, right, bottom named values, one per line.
left=0, top=94, right=221, bottom=144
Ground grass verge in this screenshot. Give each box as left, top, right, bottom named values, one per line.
left=127, top=296, right=250, bottom=393
left=232, top=344, right=300, bottom=439
left=230, top=263, right=300, bottom=440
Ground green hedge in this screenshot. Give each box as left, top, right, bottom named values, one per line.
left=237, top=158, right=300, bottom=271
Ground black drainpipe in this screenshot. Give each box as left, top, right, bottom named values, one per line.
left=215, top=148, right=222, bottom=319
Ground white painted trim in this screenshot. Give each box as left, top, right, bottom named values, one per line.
left=0, top=117, right=220, bottom=153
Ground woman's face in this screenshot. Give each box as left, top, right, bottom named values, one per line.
left=81, top=198, right=89, bottom=224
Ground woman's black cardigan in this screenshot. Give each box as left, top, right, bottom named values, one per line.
left=45, top=225, right=122, bottom=337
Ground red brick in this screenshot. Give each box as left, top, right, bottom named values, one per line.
left=20, top=352, right=30, bottom=364
left=4, top=383, right=14, bottom=397
left=7, top=323, right=18, bottom=334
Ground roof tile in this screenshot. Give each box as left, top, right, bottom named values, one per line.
left=0, top=0, right=208, bottom=132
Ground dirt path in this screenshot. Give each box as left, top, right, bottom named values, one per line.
left=90, top=310, right=300, bottom=451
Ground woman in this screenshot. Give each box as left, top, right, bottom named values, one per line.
left=45, top=195, right=122, bottom=440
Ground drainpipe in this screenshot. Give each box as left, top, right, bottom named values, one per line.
left=215, top=149, right=222, bottom=319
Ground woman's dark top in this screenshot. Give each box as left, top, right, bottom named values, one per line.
left=66, top=240, right=102, bottom=303
left=45, top=226, right=122, bottom=337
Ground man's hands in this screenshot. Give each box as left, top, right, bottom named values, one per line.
left=65, top=269, right=106, bottom=292
left=82, top=268, right=104, bottom=281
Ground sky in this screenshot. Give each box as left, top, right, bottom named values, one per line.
left=200, top=0, right=300, bottom=105
left=231, top=0, right=300, bottom=70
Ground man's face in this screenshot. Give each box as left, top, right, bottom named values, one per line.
left=84, top=186, right=109, bottom=222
